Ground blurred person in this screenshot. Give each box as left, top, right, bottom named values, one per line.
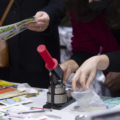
left=0, top=0, right=65, bottom=88
left=71, top=51, right=120, bottom=92
left=60, top=0, right=120, bottom=96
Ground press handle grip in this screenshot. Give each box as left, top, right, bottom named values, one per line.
left=37, top=45, right=58, bottom=70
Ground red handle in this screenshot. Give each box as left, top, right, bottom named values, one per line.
left=37, top=45, right=58, bottom=70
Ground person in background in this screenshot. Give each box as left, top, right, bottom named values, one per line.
left=60, top=0, right=120, bottom=96
left=0, top=0, right=65, bottom=88
left=71, top=50, right=120, bottom=91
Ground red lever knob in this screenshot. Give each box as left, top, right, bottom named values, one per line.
left=37, top=45, right=58, bottom=70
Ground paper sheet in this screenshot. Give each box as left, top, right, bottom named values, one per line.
left=0, top=105, right=31, bottom=120
left=102, top=97, right=120, bottom=108
left=0, top=17, right=37, bottom=41
left=0, top=96, right=32, bottom=109
left=17, top=83, right=37, bottom=93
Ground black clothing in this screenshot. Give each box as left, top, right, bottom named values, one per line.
left=88, top=0, right=111, bottom=11
left=71, top=51, right=95, bottom=66
left=71, top=28, right=120, bottom=70
left=0, top=0, right=65, bottom=88
left=105, top=51, right=120, bottom=72
left=103, top=29, right=120, bottom=72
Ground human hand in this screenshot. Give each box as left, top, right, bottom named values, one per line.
left=72, top=56, right=99, bottom=91
left=26, top=11, right=50, bottom=32
left=60, top=60, right=79, bottom=83
left=102, top=72, right=120, bottom=91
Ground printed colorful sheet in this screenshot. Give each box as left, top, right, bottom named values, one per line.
left=102, top=97, right=120, bottom=108
left=0, top=87, right=27, bottom=99
left=0, top=17, right=37, bottom=41
left=0, top=80, right=14, bottom=86
left=0, top=96, right=32, bottom=109
left=0, top=105, right=31, bottom=120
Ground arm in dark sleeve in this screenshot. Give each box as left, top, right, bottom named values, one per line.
left=104, top=51, right=120, bottom=72
left=40, top=0, right=66, bottom=35
left=70, top=51, right=95, bottom=66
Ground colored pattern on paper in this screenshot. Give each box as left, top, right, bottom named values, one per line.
left=0, top=87, right=17, bottom=94
left=102, top=97, right=120, bottom=108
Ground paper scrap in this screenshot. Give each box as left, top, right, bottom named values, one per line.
left=0, top=96, right=32, bottom=109
left=102, top=97, right=120, bottom=108
left=0, top=104, right=31, bottom=120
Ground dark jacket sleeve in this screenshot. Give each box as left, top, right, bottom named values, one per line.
left=70, top=51, right=95, bottom=66
left=105, top=51, right=120, bottom=72
left=40, top=0, right=66, bottom=35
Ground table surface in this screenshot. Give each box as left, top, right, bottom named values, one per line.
left=23, top=88, right=120, bottom=120
left=24, top=89, right=81, bottom=120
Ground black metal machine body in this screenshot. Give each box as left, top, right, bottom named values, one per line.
left=37, top=45, right=75, bottom=110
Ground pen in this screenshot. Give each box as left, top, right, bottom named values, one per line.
left=31, top=107, right=44, bottom=110
left=18, top=109, right=52, bottom=114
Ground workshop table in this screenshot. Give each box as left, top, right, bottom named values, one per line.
left=23, top=89, right=120, bottom=120
left=23, top=89, right=84, bottom=120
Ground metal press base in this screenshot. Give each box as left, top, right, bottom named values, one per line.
left=43, top=97, right=76, bottom=110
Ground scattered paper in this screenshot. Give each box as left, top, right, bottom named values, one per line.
left=0, top=80, right=14, bottom=86
left=17, top=83, right=37, bottom=94
left=0, top=105, right=31, bottom=120
left=0, top=96, right=32, bottom=109
left=102, top=97, right=120, bottom=108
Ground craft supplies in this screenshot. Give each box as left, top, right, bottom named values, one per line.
left=0, top=96, right=32, bottom=109
left=0, top=87, right=27, bottom=100
left=18, top=109, right=52, bottom=114
left=102, top=97, right=120, bottom=108
left=31, top=107, right=44, bottom=110
left=17, top=83, right=40, bottom=98
left=0, top=85, right=6, bottom=90
left=0, top=80, right=14, bottom=86
left=1, top=105, right=31, bottom=119
left=26, top=93, right=37, bottom=98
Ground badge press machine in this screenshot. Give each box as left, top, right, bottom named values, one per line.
left=37, top=45, right=75, bottom=110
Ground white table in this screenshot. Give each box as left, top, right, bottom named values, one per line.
left=23, top=89, right=84, bottom=120
left=23, top=89, right=120, bottom=120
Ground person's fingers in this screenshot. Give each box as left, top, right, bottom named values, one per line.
left=112, top=87, right=118, bottom=91
left=114, top=85, right=120, bottom=91
left=49, top=72, right=51, bottom=76
left=26, top=26, right=41, bottom=32
left=102, top=78, right=112, bottom=86
left=37, top=15, right=50, bottom=23
left=63, top=74, right=69, bottom=83
left=108, top=85, right=118, bottom=91
left=27, top=22, right=44, bottom=27
left=63, top=69, right=71, bottom=82
left=106, top=82, right=114, bottom=88
left=35, top=12, right=43, bottom=18
left=86, top=72, right=95, bottom=89
left=26, top=26, right=47, bottom=32
left=80, top=73, right=87, bottom=90
left=89, top=0, right=93, bottom=3
left=72, top=70, right=81, bottom=91
left=72, top=78, right=79, bottom=92
left=106, top=72, right=112, bottom=79
left=60, top=64, right=70, bottom=83
left=102, top=73, right=112, bottom=86
left=76, top=81, right=81, bottom=89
